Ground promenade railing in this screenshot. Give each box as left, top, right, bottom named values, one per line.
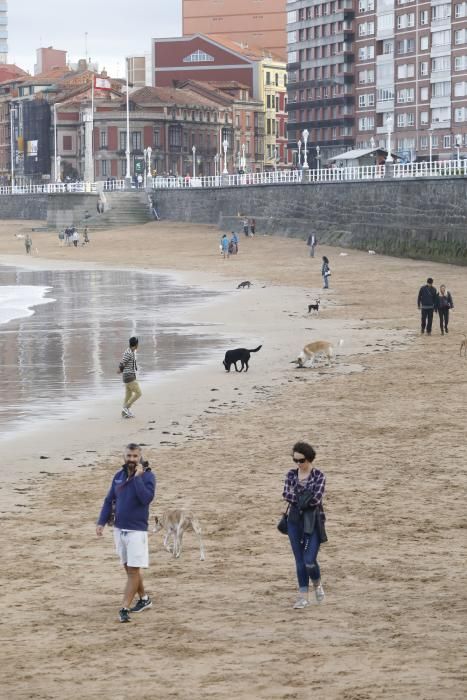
left=0, top=159, right=465, bottom=195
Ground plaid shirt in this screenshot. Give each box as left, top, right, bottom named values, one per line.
left=282, top=468, right=326, bottom=506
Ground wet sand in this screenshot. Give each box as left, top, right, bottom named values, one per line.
left=0, top=221, right=466, bottom=699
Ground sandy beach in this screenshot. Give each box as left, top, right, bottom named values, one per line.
left=0, top=220, right=466, bottom=699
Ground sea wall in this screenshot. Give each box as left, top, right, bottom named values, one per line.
left=0, top=194, right=48, bottom=220
left=152, top=177, right=467, bottom=264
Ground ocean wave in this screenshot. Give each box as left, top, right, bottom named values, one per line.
left=0, top=285, right=55, bottom=326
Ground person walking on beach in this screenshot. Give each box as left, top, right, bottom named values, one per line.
left=96, top=442, right=155, bottom=623
left=25, top=234, right=32, bottom=255
left=220, top=233, right=230, bottom=259
left=243, top=218, right=249, bottom=237
left=72, top=228, right=80, bottom=248
left=229, top=231, right=238, bottom=255
left=321, top=256, right=331, bottom=288
left=250, top=218, right=256, bottom=236
left=119, top=337, right=142, bottom=418
left=307, top=232, right=317, bottom=258
left=282, top=442, right=327, bottom=609
left=417, top=277, right=438, bottom=335
left=437, top=284, right=454, bottom=335
left=83, top=227, right=90, bottom=245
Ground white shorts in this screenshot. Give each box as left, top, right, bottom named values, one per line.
left=113, top=528, right=149, bottom=568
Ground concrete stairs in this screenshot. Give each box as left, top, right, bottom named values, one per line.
left=84, top=191, right=152, bottom=230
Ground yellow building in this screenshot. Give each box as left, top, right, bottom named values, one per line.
left=259, top=57, right=288, bottom=169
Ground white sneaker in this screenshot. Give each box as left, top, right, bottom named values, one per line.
left=126, top=409, right=135, bottom=418
left=293, top=596, right=310, bottom=609
left=121, top=407, right=131, bottom=418
left=314, top=584, right=325, bottom=603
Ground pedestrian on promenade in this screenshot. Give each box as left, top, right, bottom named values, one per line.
left=229, top=231, right=238, bottom=255
left=282, top=441, right=327, bottom=609
left=83, top=227, right=90, bottom=245
left=96, top=442, right=156, bottom=623
left=25, top=234, right=32, bottom=255
left=321, top=256, right=331, bottom=289
left=72, top=228, right=80, bottom=247
left=307, top=232, right=317, bottom=258
left=437, top=284, right=454, bottom=335
left=221, top=233, right=230, bottom=259
left=250, top=218, right=256, bottom=236
left=119, top=336, right=142, bottom=418
left=417, top=277, right=438, bottom=335
left=243, top=217, right=249, bottom=237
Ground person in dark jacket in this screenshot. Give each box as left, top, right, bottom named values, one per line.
left=321, top=256, right=330, bottom=289
left=417, top=277, right=438, bottom=335
left=282, top=441, right=326, bottom=609
left=96, top=443, right=156, bottom=623
left=437, top=284, right=454, bottom=335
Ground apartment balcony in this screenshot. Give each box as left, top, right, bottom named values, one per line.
left=430, top=45, right=451, bottom=58
left=376, top=53, right=394, bottom=65
left=430, top=70, right=451, bottom=82
left=430, top=18, right=451, bottom=30
left=430, top=119, right=451, bottom=129
left=376, top=99, right=394, bottom=112
left=376, top=25, right=395, bottom=41
left=430, top=95, right=451, bottom=108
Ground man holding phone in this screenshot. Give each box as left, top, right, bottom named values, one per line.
left=96, top=443, right=156, bottom=623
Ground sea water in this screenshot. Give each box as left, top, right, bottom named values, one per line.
left=0, top=285, right=55, bottom=325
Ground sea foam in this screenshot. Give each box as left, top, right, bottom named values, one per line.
left=0, top=285, right=55, bottom=326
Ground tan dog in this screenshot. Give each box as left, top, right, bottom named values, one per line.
left=293, top=339, right=344, bottom=368
left=460, top=334, right=467, bottom=358
left=153, top=509, right=205, bottom=561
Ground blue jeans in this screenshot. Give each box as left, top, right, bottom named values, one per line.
left=287, top=513, right=321, bottom=592
left=323, top=275, right=329, bottom=289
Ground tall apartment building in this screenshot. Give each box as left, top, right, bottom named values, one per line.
left=127, top=55, right=152, bottom=87
left=183, top=0, right=287, bottom=58
left=287, top=0, right=467, bottom=164
left=0, top=0, right=7, bottom=63
left=34, top=47, right=67, bottom=75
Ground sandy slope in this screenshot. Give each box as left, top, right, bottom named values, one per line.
left=0, top=221, right=466, bottom=700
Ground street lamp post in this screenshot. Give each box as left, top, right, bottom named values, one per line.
left=455, top=133, right=462, bottom=167
left=9, top=104, right=16, bottom=187
left=222, top=138, right=228, bottom=174
left=316, top=145, right=320, bottom=170
left=241, top=143, right=246, bottom=171
left=53, top=103, right=62, bottom=182
left=385, top=116, right=394, bottom=164
left=125, top=59, right=131, bottom=188
left=274, top=146, right=278, bottom=172
left=297, top=139, right=302, bottom=168
left=192, top=145, right=196, bottom=178
left=214, top=153, right=219, bottom=177
left=302, top=129, right=309, bottom=168
left=428, top=128, right=433, bottom=169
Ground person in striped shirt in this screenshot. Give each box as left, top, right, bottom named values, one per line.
left=119, top=337, right=142, bottom=418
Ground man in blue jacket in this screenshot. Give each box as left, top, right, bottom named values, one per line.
left=96, top=443, right=156, bottom=623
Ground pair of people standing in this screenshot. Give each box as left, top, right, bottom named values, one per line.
left=417, top=278, right=454, bottom=335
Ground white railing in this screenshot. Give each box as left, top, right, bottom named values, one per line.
left=0, top=159, right=465, bottom=196
left=392, top=159, right=466, bottom=178
left=0, top=182, right=97, bottom=195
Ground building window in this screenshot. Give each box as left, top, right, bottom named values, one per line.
left=182, top=49, right=214, bottom=63
left=443, top=135, right=451, bottom=148
left=359, top=45, right=375, bottom=60
left=358, top=116, right=374, bottom=131
left=377, top=87, right=394, bottom=102
left=120, top=160, right=126, bottom=176
left=455, top=3, right=466, bottom=18
left=397, top=87, right=415, bottom=103
left=100, top=130, right=107, bottom=149
left=63, top=135, right=72, bottom=151
left=432, top=107, right=450, bottom=123
left=432, top=56, right=450, bottom=72
left=432, top=30, right=451, bottom=47
left=420, top=111, right=429, bottom=125
left=420, top=61, right=428, bottom=76
left=455, top=107, right=466, bottom=122
left=455, top=29, right=466, bottom=45
left=397, top=13, right=415, bottom=29
left=420, top=86, right=429, bottom=101
left=131, top=131, right=142, bottom=151
left=420, top=10, right=428, bottom=25
left=420, top=135, right=428, bottom=150
left=455, top=56, right=467, bottom=71
left=119, top=132, right=127, bottom=151
left=266, top=72, right=271, bottom=85
left=397, top=38, right=415, bottom=54
left=397, top=63, right=415, bottom=79
left=432, top=81, right=451, bottom=98
left=101, top=159, right=108, bottom=176
left=455, top=81, right=467, bottom=97
left=432, top=4, right=451, bottom=21
left=419, top=36, right=429, bottom=51
left=153, top=129, right=160, bottom=147
left=378, top=14, right=393, bottom=31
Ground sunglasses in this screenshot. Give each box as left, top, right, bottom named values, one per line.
left=293, top=457, right=307, bottom=464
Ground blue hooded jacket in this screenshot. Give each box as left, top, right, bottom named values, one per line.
left=97, top=465, right=156, bottom=531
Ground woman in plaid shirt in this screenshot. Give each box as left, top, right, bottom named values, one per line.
left=282, top=441, right=326, bottom=609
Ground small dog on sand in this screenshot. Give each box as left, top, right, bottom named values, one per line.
left=460, top=334, right=467, bottom=357
left=153, top=510, right=205, bottom=561
left=223, top=345, right=262, bottom=372
left=368, top=250, right=376, bottom=255
left=308, top=299, right=320, bottom=314
left=292, top=339, right=343, bottom=368
left=237, top=281, right=252, bottom=289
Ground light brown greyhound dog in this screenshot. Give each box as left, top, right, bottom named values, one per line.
left=153, top=510, right=205, bottom=561
left=460, top=334, right=467, bottom=358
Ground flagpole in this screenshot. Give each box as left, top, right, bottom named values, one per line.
left=125, top=58, right=131, bottom=187
left=91, top=78, right=95, bottom=182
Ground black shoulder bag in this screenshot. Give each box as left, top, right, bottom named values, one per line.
left=277, top=503, right=290, bottom=535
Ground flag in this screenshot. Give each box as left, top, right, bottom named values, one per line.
left=94, top=76, right=111, bottom=90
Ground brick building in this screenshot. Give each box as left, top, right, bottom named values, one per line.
left=287, top=0, right=467, bottom=164
left=182, top=0, right=287, bottom=58
left=153, top=33, right=289, bottom=167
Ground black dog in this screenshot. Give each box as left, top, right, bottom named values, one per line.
left=237, top=281, right=252, bottom=289
left=223, top=345, right=262, bottom=372
left=308, top=300, right=320, bottom=313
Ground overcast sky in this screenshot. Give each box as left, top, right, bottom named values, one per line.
left=8, top=0, right=181, bottom=77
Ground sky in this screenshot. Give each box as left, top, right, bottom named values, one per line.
left=8, top=0, right=181, bottom=77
